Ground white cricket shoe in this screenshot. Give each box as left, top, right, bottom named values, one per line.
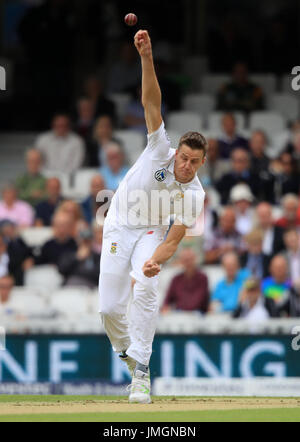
left=119, top=352, right=136, bottom=377
left=128, top=370, right=151, bottom=404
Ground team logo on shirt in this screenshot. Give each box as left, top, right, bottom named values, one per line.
left=110, top=242, right=117, bottom=254
left=154, top=168, right=167, bottom=182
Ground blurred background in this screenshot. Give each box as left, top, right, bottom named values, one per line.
left=0, top=0, right=300, bottom=395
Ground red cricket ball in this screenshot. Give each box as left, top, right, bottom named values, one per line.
left=124, top=13, right=138, bottom=26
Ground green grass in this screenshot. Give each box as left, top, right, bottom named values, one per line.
left=0, top=408, right=299, bottom=422
left=0, top=395, right=299, bottom=422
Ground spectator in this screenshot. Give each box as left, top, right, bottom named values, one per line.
left=74, top=97, right=96, bottom=143
left=249, top=130, right=270, bottom=174
left=0, top=233, right=9, bottom=278
left=124, top=85, right=147, bottom=134
left=210, top=251, right=250, bottom=313
left=81, top=174, right=106, bottom=225
left=285, top=129, right=300, bottom=175
left=35, top=177, right=63, bottom=226
left=262, top=254, right=291, bottom=305
left=83, top=75, right=116, bottom=122
left=268, top=153, right=300, bottom=204
left=216, top=148, right=260, bottom=205
left=275, top=194, right=300, bottom=229
left=161, top=248, right=209, bottom=314
left=87, top=115, right=119, bottom=167
left=15, top=149, right=47, bottom=207
left=233, top=277, right=276, bottom=320
left=58, top=227, right=100, bottom=288
left=35, top=114, right=84, bottom=174
left=0, top=220, right=33, bottom=285
left=0, top=274, right=15, bottom=315
left=57, top=200, right=84, bottom=233
left=197, top=138, right=231, bottom=186
left=204, top=206, right=243, bottom=264
left=100, top=142, right=129, bottom=192
left=217, top=113, right=248, bottom=159
left=278, top=279, right=300, bottom=317
left=217, top=62, right=264, bottom=113
left=107, top=42, right=141, bottom=93
left=282, top=229, right=300, bottom=284
left=241, top=229, right=271, bottom=279
left=35, top=211, right=77, bottom=265
left=0, top=184, right=34, bottom=227
left=255, top=202, right=285, bottom=256
left=230, top=183, right=255, bottom=235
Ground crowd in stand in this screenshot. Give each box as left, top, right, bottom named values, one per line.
left=0, top=63, right=300, bottom=322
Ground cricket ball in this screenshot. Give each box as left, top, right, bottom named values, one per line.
left=124, top=13, right=138, bottom=26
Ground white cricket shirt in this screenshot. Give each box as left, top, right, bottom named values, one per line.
left=106, top=121, right=205, bottom=229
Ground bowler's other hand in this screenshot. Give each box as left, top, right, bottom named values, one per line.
left=143, top=259, right=160, bottom=277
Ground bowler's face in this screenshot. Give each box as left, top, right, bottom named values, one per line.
left=174, top=144, right=205, bottom=183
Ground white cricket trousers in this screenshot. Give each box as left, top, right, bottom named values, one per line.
left=98, top=217, right=167, bottom=366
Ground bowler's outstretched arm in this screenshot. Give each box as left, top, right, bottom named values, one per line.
left=134, top=30, right=162, bottom=134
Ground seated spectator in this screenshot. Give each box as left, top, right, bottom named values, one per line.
left=210, top=251, right=250, bottom=313
left=35, top=211, right=77, bottom=265
left=74, top=97, right=96, bottom=143
left=217, top=62, right=264, bottom=113
left=35, top=114, right=84, bottom=174
left=230, top=183, right=255, bottom=235
left=204, top=206, right=243, bottom=264
left=81, top=174, right=106, bottom=225
left=233, top=277, right=276, bottom=320
left=100, top=142, right=129, bottom=191
left=0, top=220, right=33, bottom=285
left=262, top=254, right=292, bottom=306
left=249, top=130, right=270, bottom=174
left=124, top=85, right=147, bottom=134
left=197, top=138, right=231, bottom=186
left=217, top=113, right=248, bottom=159
left=107, top=42, right=141, bottom=93
left=15, top=149, right=47, bottom=207
left=35, top=177, right=63, bottom=226
left=0, top=274, right=15, bottom=315
left=275, top=194, right=300, bottom=229
left=278, top=278, right=300, bottom=317
left=161, top=248, right=209, bottom=314
left=0, top=184, right=34, bottom=227
left=282, top=229, right=300, bottom=284
left=83, top=75, right=116, bottom=121
left=58, top=227, right=100, bottom=288
left=87, top=115, right=120, bottom=167
left=255, top=202, right=285, bottom=256
left=241, top=229, right=270, bottom=279
left=57, top=200, right=84, bottom=234
left=268, top=153, right=300, bottom=204
left=216, top=148, right=260, bottom=205
left=0, top=233, right=9, bottom=278
left=285, top=128, right=300, bottom=175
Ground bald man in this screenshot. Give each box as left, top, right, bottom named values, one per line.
left=15, top=149, right=47, bottom=206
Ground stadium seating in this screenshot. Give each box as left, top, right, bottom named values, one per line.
left=24, top=265, right=63, bottom=291
left=167, top=111, right=204, bottom=133
left=108, top=93, right=131, bottom=125
left=20, top=227, right=53, bottom=247
left=114, top=129, right=145, bottom=164
left=49, top=288, right=91, bottom=317
left=207, top=111, right=246, bottom=135
left=200, top=74, right=230, bottom=94
left=267, top=93, right=299, bottom=122
left=182, top=94, right=216, bottom=119
left=6, top=287, right=47, bottom=316
left=249, top=111, right=285, bottom=138
left=73, top=168, right=99, bottom=198
left=249, top=74, right=277, bottom=95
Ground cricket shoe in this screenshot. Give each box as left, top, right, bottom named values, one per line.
left=119, top=351, right=136, bottom=377
left=127, top=370, right=151, bottom=404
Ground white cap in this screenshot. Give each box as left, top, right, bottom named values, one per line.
left=230, top=183, right=254, bottom=203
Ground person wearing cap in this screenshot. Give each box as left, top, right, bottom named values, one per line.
left=58, top=226, right=100, bottom=288
left=230, top=183, right=255, bottom=235
left=232, top=277, right=277, bottom=321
